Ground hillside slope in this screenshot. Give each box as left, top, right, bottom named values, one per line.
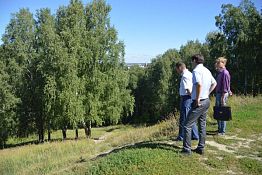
left=0, top=96, right=262, bottom=175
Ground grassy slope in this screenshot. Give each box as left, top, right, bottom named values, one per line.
left=0, top=96, right=262, bottom=175
left=84, top=96, right=262, bottom=175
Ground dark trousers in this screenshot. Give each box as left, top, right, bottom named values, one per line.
left=177, top=95, right=199, bottom=140
left=183, top=99, right=210, bottom=152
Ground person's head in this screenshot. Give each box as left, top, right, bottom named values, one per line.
left=175, top=62, right=186, bottom=74
left=215, top=57, right=227, bottom=70
left=191, top=54, right=204, bottom=68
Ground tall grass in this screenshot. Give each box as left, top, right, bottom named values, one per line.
left=0, top=117, right=178, bottom=175
left=0, top=139, right=96, bottom=174
left=105, top=116, right=178, bottom=147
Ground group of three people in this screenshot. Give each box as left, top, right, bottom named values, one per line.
left=175, top=54, right=231, bottom=155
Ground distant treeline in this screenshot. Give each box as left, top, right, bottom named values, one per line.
left=0, top=0, right=261, bottom=147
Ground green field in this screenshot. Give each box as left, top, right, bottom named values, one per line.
left=0, top=96, right=262, bottom=175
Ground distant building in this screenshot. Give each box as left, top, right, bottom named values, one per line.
left=126, top=63, right=149, bottom=69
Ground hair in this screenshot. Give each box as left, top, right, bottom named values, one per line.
left=216, top=57, right=227, bottom=66
left=175, top=62, right=186, bottom=69
left=191, top=54, right=204, bottom=64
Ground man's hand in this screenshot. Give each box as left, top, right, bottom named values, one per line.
left=186, top=89, right=191, bottom=96
left=221, top=93, right=225, bottom=106
left=209, top=82, right=217, bottom=95
left=196, top=98, right=201, bottom=107
left=195, top=83, right=202, bottom=107
left=221, top=97, right=225, bottom=106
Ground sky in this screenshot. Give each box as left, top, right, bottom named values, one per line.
left=0, top=0, right=261, bottom=63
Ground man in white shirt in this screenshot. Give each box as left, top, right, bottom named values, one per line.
left=181, top=54, right=217, bottom=155
left=175, top=62, right=199, bottom=141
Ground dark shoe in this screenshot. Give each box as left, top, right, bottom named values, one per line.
left=180, top=149, right=191, bottom=156
left=174, top=137, right=183, bottom=141
left=192, top=137, right=199, bottom=141
left=193, top=148, right=204, bottom=155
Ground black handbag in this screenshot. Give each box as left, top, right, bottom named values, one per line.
left=213, top=106, right=232, bottom=121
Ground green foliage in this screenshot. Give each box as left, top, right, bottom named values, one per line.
left=215, top=0, right=262, bottom=94
left=146, top=52, right=177, bottom=119
left=80, top=0, right=134, bottom=126
left=126, top=65, right=146, bottom=122
left=0, top=0, right=134, bottom=142
left=128, top=49, right=181, bottom=122
left=55, top=1, right=85, bottom=130
left=180, top=40, right=209, bottom=69
left=0, top=58, right=19, bottom=148
left=1, top=8, right=37, bottom=137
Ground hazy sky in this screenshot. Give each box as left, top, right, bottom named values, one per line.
left=0, top=0, right=261, bottom=63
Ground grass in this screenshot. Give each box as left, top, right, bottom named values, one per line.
left=239, top=158, right=262, bottom=174
left=87, top=147, right=211, bottom=175
left=0, top=95, right=261, bottom=175
left=0, top=117, right=178, bottom=175
left=207, top=95, right=262, bottom=137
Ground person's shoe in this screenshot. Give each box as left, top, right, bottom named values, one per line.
left=192, top=137, right=199, bottom=141
left=180, top=149, right=191, bottom=156
left=193, top=148, right=204, bottom=155
left=218, top=133, right=225, bottom=136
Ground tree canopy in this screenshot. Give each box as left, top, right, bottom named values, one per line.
left=0, top=0, right=134, bottom=146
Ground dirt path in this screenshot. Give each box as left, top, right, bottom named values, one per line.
left=206, top=140, right=235, bottom=153
left=206, top=134, right=262, bottom=162
left=93, top=132, right=112, bottom=144
left=91, top=132, right=262, bottom=164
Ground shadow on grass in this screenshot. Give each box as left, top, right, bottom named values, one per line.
left=208, top=122, right=218, bottom=126
left=91, top=141, right=181, bottom=161
left=3, top=137, right=88, bottom=149
left=3, top=140, right=39, bottom=149
left=105, top=126, right=121, bottom=132
left=207, top=130, right=218, bottom=136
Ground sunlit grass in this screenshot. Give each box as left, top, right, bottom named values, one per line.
left=0, top=118, right=178, bottom=175
left=87, top=148, right=212, bottom=175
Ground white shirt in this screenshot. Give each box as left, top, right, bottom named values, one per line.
left=179, top=69, right=192, bottom=96
left=191, top=64, right=216, bottom=100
